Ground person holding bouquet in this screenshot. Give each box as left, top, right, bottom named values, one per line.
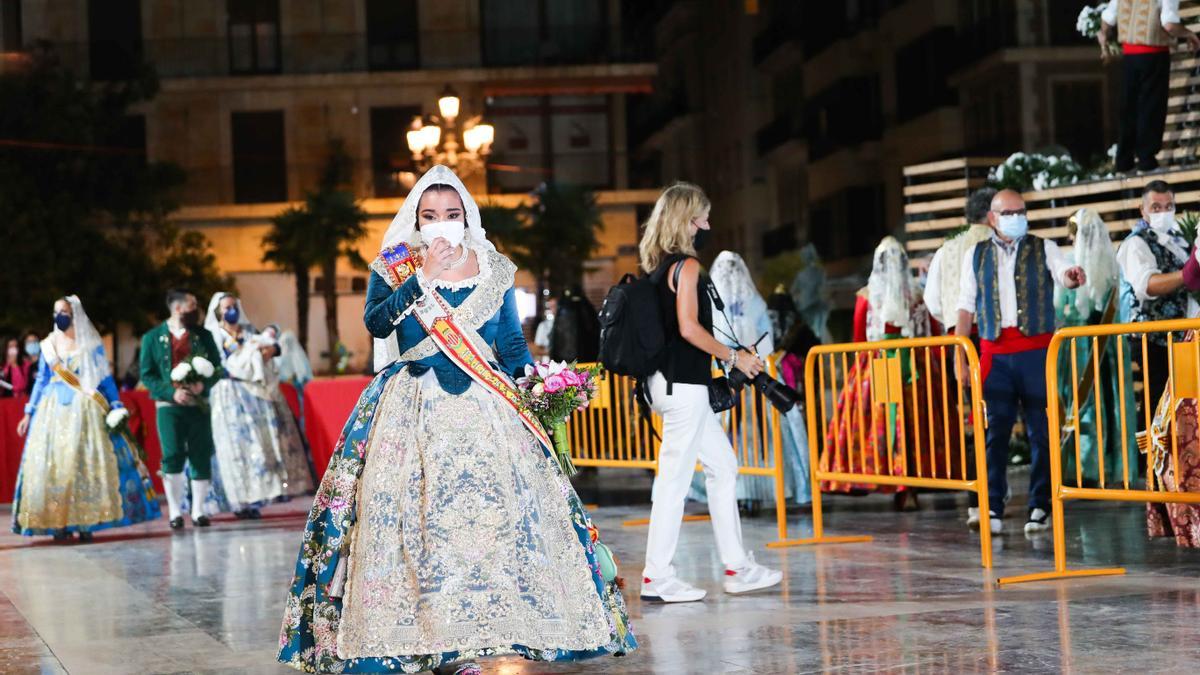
left=140, top=289, right=223, bottom=530
left=277, top=165, right=635, bottom=675
left=203, top=293, right=312, bottom=519
left=13, top=296, right=160, bottom=540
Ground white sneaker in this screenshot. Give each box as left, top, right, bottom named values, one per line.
left=723, top=552, right=783, bottom=594
left=966, top=507, right=980, bottom=530
left=989, top=512, right=1003, bottom=535
left=641, top=575, right=707, bottom=603
left=1024, top=508, right=1051, bottom=534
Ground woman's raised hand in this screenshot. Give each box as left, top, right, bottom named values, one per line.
left=421, top=238, right=454, bottom=280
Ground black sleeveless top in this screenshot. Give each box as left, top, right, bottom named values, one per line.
left=655, top=254, right=716, bottom=386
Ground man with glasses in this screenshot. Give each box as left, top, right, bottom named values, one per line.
left=956, top=190, right=1086, bottom=535
left=1117, top=180, right=1195, bottom=422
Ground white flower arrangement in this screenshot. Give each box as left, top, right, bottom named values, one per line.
left=193, top=356, right=215, bottom=378
left=1076, top=3, right=1106, bottom=38
left=170, top=362, right=193, bottom=382
left=171, top=356, right=215, bottom=383
left=988, top=152, right=1092, bottom=193
left=105, top=407, right=129, bottom=431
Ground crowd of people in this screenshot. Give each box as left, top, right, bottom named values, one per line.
left=8, top=289, right=316, bottom=539
left=852, top=177, right=1200, bottom=548
left=14, top=158, right=1200, bottom=674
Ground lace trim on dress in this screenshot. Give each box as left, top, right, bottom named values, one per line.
left=397, top=251, right=516, bottom=362
left=426, top=247, right=494, bottom=291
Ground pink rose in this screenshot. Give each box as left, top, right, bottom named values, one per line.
left=544, top=373, right=567, bottom=394
left=562, top=370, right=582, bottom=387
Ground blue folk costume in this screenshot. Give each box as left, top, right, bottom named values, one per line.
left=277, top=166, right=635, bottom=674
left=12, top=296, right=160, bottom=536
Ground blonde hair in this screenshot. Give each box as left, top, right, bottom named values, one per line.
left=639, top=182, right=711, bottom=273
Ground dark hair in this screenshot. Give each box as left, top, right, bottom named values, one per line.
left=965, top=187, right=998, bottom=224
left=5, top=337, right=24, bottom=365
left=1143, top=180, right=1173, bottom=197
left=21, top=331, right=38, bottom=343
left=165, top=289, right=193, bottom=309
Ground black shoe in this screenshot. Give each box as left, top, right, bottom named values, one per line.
left=77, top=531, right=94, bottom=543
left=169, top=516, right=185, bottom=530
left=247, top=508, right=262, bottom=520
left=193, top=515, right=211, bottom=527
left=52, top=530, right=71, bottom=542
left=1137, top=158, right=1160, bottom=172
left=234, top=508, right=251, bottom=520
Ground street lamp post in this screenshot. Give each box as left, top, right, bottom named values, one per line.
left=405, top=85, right=494, bottom=179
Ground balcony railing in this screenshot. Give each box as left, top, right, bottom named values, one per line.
left=34, top=29, right=651, bottom=80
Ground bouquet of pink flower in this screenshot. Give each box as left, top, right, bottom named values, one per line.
left=517, top=360, right=603, bottom=476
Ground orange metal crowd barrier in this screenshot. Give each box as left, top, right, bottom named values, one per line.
left=789, top=334, right=994, bottom=568
left=566, top=360, right=796, bottom=538
left=998, top=318, right=1200, bottom=585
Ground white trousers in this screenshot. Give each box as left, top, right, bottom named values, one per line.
left=643, top=374, right=748, bottom=579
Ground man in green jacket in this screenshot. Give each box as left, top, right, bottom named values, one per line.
left=140, top=289, right=222, bottom=530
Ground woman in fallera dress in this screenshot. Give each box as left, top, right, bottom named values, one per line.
left=277, top=165, right=635, bottom=675
left=205, top=293, right=313, bottom=518
left=12, top=296, right=160, bottom=540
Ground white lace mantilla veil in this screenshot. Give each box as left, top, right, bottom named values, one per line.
left=374, top=164, right=496, bottom=373
left=1070, top=208, right=1119, bottom=317
left=866, top=236, right=914, bottom=341
left=45, top=295, right=110, bottom=396
left=710, top=250, right=774, bottom=356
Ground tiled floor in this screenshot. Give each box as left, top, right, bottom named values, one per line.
left=3, top=472, right=1200, bottom=674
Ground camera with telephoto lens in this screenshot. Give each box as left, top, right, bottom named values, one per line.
left=727, top=364, right=803, bottom=413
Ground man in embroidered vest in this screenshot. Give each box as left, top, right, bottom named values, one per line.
left=140, top=289, right=223, bottom=530
left=1099, top=0, right=1200, bottom=173
left=956, top=190, right=1085, bottom=536
left=1117, top=180, right=1197, bottom=425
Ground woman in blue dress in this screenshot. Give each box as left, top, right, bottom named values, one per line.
left=12, top=295, right=160, bottom=540
left=277, top=166, right=635, bottom=675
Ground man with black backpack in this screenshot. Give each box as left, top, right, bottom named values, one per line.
left=601, top=182, right=782, bottom=602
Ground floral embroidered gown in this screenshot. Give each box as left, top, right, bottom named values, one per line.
left=277, top=247, right=636, bottom=673
left=12, top=339, right=160, bottom=535
left=207, top=323, right=313, bottom=512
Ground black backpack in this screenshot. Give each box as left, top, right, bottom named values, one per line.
left=597, top=254, right=685, bottom=378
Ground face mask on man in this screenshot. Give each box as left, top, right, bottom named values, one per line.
left=996, top=214, right=1028, bottom=240
left=1147, top=210, right=1176, bottom=232
left=181, top=309, right=201, bottom=329
left=54, top=313, right=72, bottom=332
left=421, top=221, right=466, bottom=249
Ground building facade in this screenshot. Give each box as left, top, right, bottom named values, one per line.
left=4, top=0, right=657, bottom=371
left=631, top=0, right=1117, bottom=332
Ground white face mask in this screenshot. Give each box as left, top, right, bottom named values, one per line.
left=420, top=220, right=466, bottom=249
left=997, top=214, right=1028, bottom=240
left=1147, top=210, right=1176, bottom=232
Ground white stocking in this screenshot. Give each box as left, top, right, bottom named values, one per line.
left=163, top=473, right=186, bottom=520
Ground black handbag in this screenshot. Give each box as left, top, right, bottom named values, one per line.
left=707, top=373, right=737, bottom=413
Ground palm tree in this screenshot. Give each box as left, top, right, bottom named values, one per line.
left=261, top=140, right=368, bottom=372
left=482, top=182, right=602, bottom=316
left=262, top=207, right=315, bottom=352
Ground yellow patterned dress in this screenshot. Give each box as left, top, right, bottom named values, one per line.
left=12, top=342, right=160, bottom=535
